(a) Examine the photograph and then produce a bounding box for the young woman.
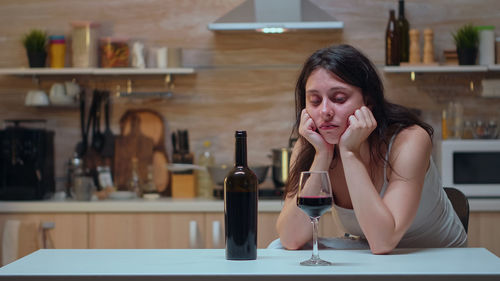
[276,44,467,254]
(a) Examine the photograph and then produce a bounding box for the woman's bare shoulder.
[389,125,432,165]
[395,125,432,147]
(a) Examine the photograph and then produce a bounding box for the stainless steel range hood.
[208,0,343,33]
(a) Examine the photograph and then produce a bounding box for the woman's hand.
[339,106,377,154]
[298,109,333,154]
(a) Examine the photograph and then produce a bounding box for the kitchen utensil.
[75,90,86,157]
[114,114,154,191]
[119,109,170,194]
[271,138,296,188]
[167,163,205,172]
[64,81,80,98]
[108,191,135,200]
[101,91,115,158]
[172,132,181,162]
[49,83,70,105]
[72,176,95,201]
[25,90,49,106]
[91,90,104,152]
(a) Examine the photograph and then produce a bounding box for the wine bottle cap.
[235,130,247,137]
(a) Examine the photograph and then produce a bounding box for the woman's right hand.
[298,109,333,154]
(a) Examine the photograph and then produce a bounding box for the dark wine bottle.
[385,9,400,66]
[224,130,258,260]
[398,0,409,63]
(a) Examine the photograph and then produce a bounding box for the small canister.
[496,37,500,64]
[71,21,99,67]
[49,35,65,68]
[99,37,129,68]
[477,25,495,65]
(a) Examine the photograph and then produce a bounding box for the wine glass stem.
[311,217,320,261]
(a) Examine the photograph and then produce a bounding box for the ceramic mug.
[49,83,74,105]
[64,81,80,98]
[25,90,49,106]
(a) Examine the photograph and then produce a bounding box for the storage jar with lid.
[99,37,129,68]
[477,25,495,65]
[71,21,99,67]
[49,35,65,68]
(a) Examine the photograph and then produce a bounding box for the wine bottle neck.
[398,0,405,18]
[235,136,247,167]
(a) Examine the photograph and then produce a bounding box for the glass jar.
[71,21,99,67]
[99,37,129,68]
[49,35,65,68]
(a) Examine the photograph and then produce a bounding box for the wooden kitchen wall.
[1,0,499,190]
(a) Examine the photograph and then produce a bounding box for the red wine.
[224,131,258,260]
[297,196,333,218]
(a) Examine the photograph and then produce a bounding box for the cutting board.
[117,109,170,194]
[113,114,154,191]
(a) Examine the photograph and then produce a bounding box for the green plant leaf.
[22,29,47,52]
[452,24,479,50]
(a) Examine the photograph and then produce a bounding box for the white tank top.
[333,135,468,248]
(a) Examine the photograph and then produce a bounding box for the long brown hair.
[285,44,433,198]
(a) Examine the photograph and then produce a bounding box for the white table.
[0,248,499,281]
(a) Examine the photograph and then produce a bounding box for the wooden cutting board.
[113,114,154,191]
[116,109,170,194]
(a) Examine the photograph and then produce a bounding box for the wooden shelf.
[0,67,195,76]
[383,65,488,73]
[488,65,500,71]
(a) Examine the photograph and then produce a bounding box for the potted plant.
[22,29,47,67]
[452,24,479,65]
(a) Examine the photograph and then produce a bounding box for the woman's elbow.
[279,234,306,250]
[368,240,398,255]
[370,245,394,255]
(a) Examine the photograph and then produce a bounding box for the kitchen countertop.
[0,197,499,213]
[0,198,284,213]
[0,248,499,281]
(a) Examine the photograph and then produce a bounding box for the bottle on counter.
[385,9,400,66]
[129,157,141,197]
[142,165,159,200]
[196,140,215,199]
[224,131,258,260]
[397,0,409,63]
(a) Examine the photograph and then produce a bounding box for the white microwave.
[436,140,500,198]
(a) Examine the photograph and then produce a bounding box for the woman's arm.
[276,110,334,249]
[340,124,431,254]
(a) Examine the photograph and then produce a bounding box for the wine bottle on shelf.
[397,0,409,63]
[385,9,400,66]
[224,131,258,260]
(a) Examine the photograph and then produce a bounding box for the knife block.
[171,173,196,198]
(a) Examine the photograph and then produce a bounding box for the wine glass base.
[300,258,333,266]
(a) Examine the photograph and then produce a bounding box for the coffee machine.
[0,120,55,200]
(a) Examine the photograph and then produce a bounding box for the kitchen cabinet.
[468,212,500,257]
[0,213,88,263]
[89,212,280,250]
[88,213,205,249]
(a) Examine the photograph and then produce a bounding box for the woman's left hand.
[339,106,377,153]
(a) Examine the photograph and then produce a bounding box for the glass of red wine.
[297,170,333,266]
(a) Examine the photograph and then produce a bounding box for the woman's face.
[305,67,365,144]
